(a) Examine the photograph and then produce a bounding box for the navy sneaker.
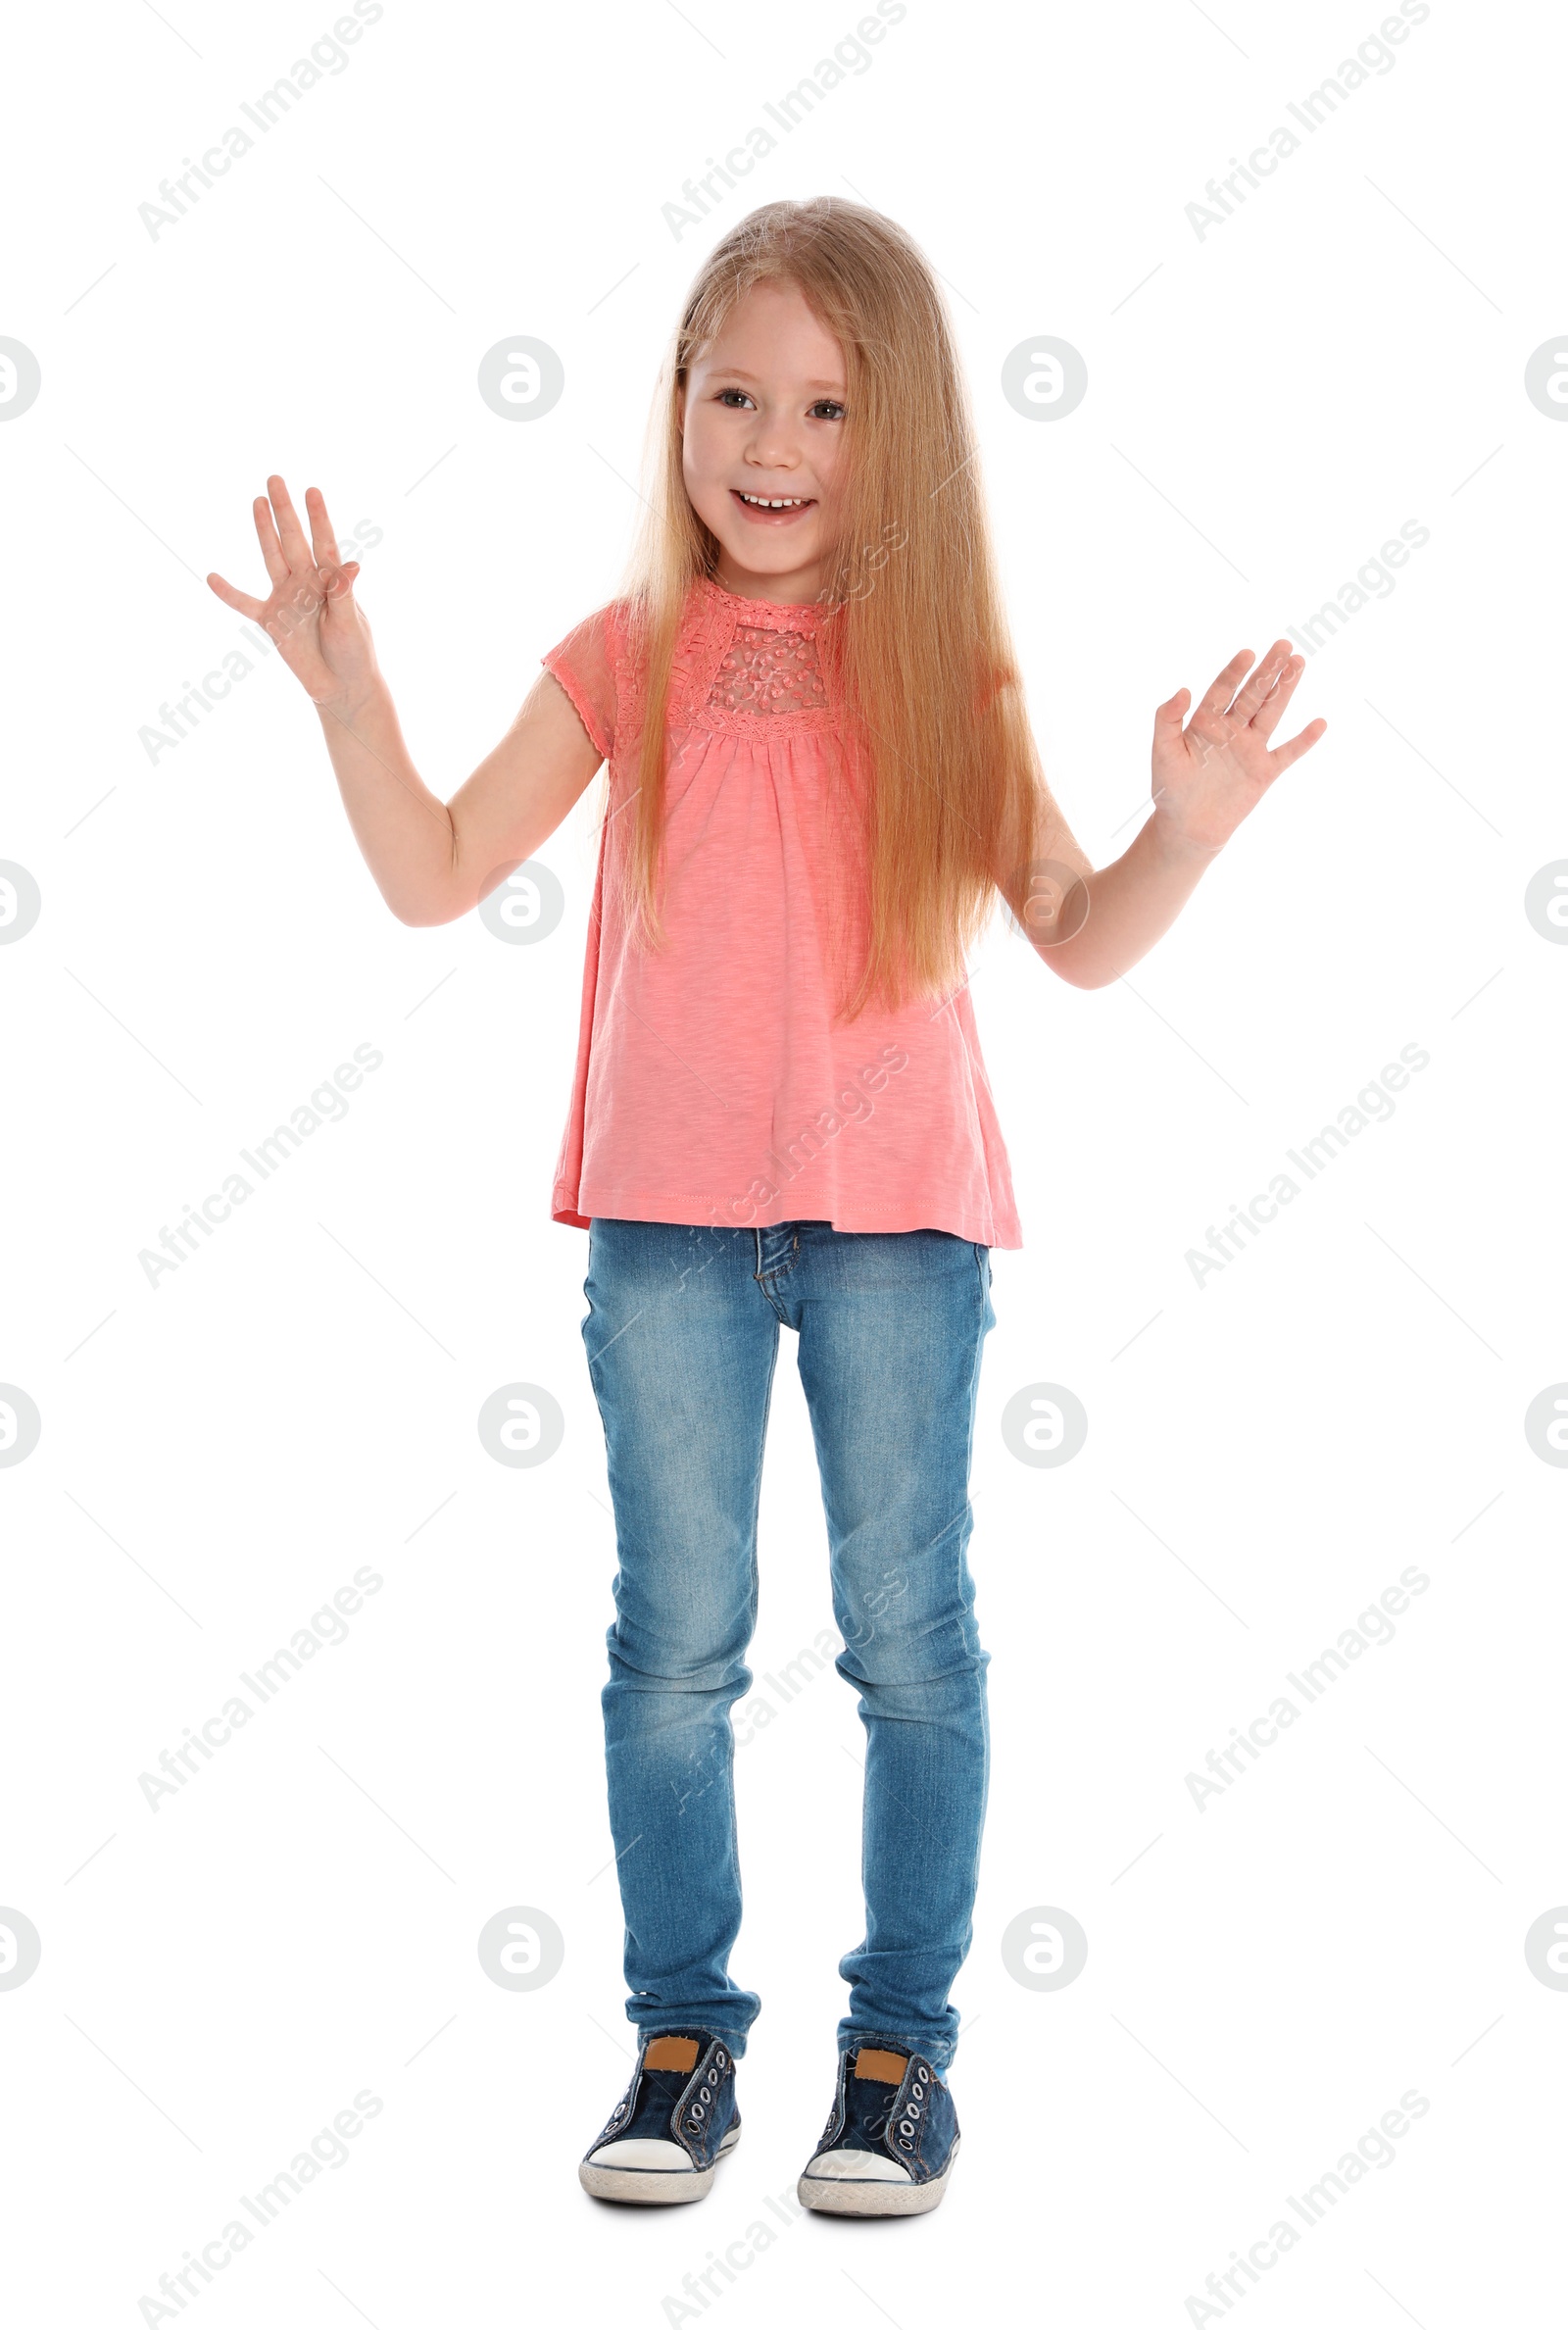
[797,2042,960,2216]
[578,2029,741,2204]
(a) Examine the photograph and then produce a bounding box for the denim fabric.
[580,1216,997,2074]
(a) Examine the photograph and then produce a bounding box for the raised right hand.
[208,474,378,713]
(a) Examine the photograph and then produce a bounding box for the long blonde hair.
[612,195,1048,1020]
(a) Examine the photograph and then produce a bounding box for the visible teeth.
[738,491,808,508]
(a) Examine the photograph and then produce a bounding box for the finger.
[267,472,314,570]
[1153,685,1191,732]
[1231,639,1294,722]
[207,570,267,622]
[251,494,289,588]
[1196,649,1254,719]
[1248,656,1304,743]
[323,560,360,602]
[1268,717,1328,775]
[305,484,342,569]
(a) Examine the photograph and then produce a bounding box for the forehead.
[690,280,846,384]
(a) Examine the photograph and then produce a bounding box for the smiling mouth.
[731,487,815,513]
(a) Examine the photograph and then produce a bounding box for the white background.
[3,0,1563,2322]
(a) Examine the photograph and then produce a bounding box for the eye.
[715,387,755,409]
[810,401,847,421]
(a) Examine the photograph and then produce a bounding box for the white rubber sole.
[798,2137,960,2216]
[579,2122,741,2205]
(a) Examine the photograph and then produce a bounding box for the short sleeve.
[541,603,619,764]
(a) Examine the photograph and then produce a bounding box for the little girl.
[208,196,1323,2220]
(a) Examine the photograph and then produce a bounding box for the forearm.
[1040,815,1218,988]
[314,676,457,926]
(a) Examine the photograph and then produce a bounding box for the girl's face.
[678,279,848,605]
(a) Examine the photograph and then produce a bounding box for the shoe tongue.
[853,2046,908,2088]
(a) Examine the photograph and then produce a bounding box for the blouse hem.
[553,1183,1021,1251]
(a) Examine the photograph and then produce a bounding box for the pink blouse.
[541,574,1023,1248]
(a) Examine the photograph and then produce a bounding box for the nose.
[741,414,807,472]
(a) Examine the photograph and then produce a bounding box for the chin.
[717,523,821,565]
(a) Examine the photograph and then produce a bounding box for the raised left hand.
[1151,641,1326,858]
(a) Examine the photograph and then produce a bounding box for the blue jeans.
[580,1217,997,2075]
